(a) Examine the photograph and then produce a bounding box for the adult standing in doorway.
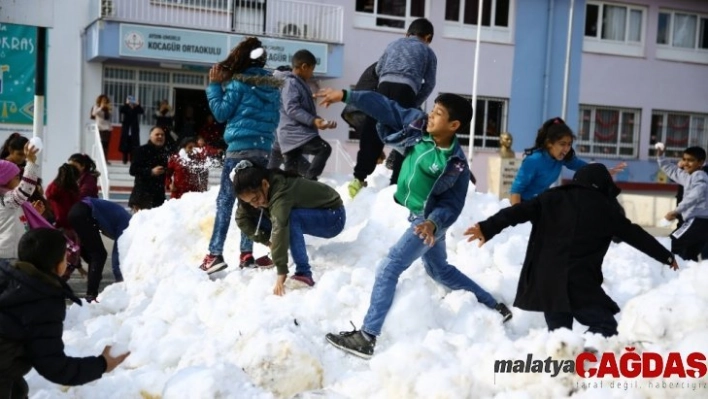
[348,18,438,198]
[91,94,113,163]
[119,95,144,164]
[198,36,281,274]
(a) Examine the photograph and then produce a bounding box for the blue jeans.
[208,155,267,255]
[362,215,498,336]
[289,206,346,276]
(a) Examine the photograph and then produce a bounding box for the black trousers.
[68,202,107,297]
[544,306,618,337]
[671,217,708,261]
[0,377,28,399]
[352,82,415,185]
[283,136,331,180]
[99,130,111,160]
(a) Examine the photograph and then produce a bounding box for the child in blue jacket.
[510,117,625,204]
[200,37,281,274]
[317,88,511,359]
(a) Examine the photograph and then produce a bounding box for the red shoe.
[239,252,255,269]
[200,254,227,274]
[291,274,315,287]
[255,255,274,269]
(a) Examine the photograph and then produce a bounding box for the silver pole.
[561,0,575,120]
[468,0,484,164]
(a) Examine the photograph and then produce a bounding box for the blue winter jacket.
[510,149,587,201]
[83,198,131,275]
[206,67,281,153]
[345,90,470,231]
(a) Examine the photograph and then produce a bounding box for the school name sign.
[118,24,328,73]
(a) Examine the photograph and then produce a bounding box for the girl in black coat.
[129,127,169,211]
[464,163,679,337]
[0,229,128,398]
[119,97,145,164]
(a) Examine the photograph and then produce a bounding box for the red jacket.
[78,171,99,198]
[45,183,80,229]
[166,152,209,199]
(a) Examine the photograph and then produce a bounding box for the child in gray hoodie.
[277,50,336,181]
[657,145,708,261]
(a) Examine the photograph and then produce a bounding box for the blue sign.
[119,24,229,64]
[118,23,329,74]
[0,23,38,124]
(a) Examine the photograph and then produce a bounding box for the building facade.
[0,0,706,191]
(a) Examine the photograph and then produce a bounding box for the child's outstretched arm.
[464,198,541,245]
[613,215,678,270]
[316,89,424,132]
[1,143,38,209]
[656,149,689,185]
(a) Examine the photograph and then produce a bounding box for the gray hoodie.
[274,71,319,154]
[658,156,708,221]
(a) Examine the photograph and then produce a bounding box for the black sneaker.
[326,323,376,359]
[200,254,228,274]
[495,303,512,323]
[239,252,256,269]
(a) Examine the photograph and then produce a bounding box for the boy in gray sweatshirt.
[277,50,336,181]
[657,145,708,261]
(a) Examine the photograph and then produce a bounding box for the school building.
[1,0,706,219]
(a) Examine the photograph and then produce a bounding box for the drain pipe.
[561,0,575,120]
[541,0,555,121]
[468,0,484,164]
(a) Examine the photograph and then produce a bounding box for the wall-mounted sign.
[118,24,329,74]
[0,23,39,125]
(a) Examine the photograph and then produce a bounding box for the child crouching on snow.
[0,228,129,398]
[464,163,679,337]
[656,146,708,261]
[233,160,345,295]
[0,143,39,262]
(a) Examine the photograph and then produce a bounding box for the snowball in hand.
[657,218,672,228]
[28,137,43,153]
[654,142,665,151]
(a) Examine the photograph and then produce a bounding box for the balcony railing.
[94,0,343,43]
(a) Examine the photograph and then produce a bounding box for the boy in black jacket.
[0,229,129,398]
[464,164,679,337]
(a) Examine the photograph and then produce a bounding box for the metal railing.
[95,0,343,43]
[88,124,112,200]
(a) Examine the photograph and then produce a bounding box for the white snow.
[26,166,708,398]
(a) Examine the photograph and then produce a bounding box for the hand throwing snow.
[463,223,486,247]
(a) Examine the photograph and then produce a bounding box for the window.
[355,0,426,30]
[102,66,206,125]
[649,111,708,158]
[583,2,645,57]
[444,0,509,28]
[656,10,708,64]
[442,0,512,43]
[577,106,640,158]
[450,95,507,149]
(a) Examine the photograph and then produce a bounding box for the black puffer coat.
[0,261,106,385]
[129,141,169,209]
[478,164,675,313]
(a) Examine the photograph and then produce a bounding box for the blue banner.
[118,23,328,74]
[0,23,37,125]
